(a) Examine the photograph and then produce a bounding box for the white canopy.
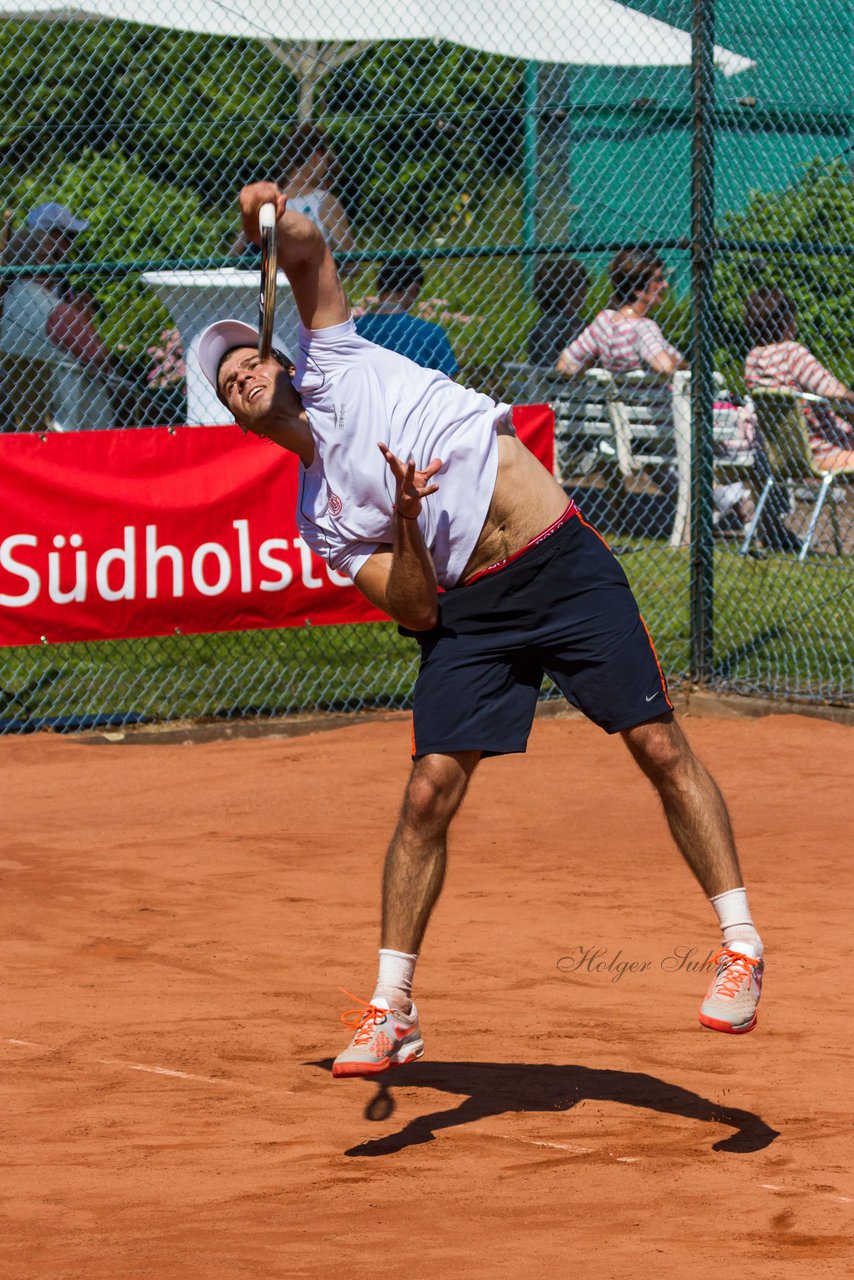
[0,1,754,75]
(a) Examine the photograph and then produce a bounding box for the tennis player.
[198,182,766,1076]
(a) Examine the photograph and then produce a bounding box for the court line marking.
[471,1140,852,1200]
[472,1127,654,1162]
[97,1059,233,1085]
[760,1182,852,1205]
[472,1128,593,1155]
[6,1042,854,1198]
[1,1037,294,1094]
[476,1131,650,1163]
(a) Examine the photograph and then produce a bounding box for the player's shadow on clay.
[312,1060,779,1158]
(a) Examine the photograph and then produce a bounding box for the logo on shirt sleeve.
[327,493,343,518]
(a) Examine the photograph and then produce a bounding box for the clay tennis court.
[1,707,851,1278]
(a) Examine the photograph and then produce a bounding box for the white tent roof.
[0,1,754,75]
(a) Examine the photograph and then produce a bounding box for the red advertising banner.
[0,405,553,647]
[516,402,554,476]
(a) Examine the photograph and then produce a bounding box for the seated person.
[743,286,854,471]
[556,247,756,533]
[0,202,114,430]
[556,246,685,376]
[355,255,458,377]
[527,257,588,366]
[230,123,356,271]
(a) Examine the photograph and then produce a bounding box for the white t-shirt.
[0,279,114,430]
[293,319,508,587]
[286,190,329,239]
[0,279,60,362]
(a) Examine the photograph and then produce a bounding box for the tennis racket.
[258,202,278,360]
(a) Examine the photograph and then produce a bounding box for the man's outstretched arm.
[238,181,349,332]
[354,449,442,632]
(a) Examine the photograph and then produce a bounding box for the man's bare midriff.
[460,427,572,583]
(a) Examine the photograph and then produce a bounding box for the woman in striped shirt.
[554,246,756,531]
[556,246,685,376]
[743,286,854,471]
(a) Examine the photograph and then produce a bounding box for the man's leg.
[621,714,764,1033]
[381,750,481,956]
[333,750,480,1077]
[621,714,743,897]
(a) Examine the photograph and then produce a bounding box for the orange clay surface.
[1,711,852,1279]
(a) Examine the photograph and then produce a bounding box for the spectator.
[527,257,588,366]
[556,246,685,376]
[355,255,458,377]
[556,247,756,535]
[0,202,114,430]
[743,286,854,470]
[230,123,356,269]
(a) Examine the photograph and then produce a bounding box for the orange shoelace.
[338,989,389,1043]
[711,948,759,999]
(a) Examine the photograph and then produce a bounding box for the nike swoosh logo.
[645,692,660,702]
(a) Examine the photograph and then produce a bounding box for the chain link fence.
[0,0,851,730]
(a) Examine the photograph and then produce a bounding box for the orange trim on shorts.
[639,613,673,710]
[411,717,417,759]
[574,510,614,553]
[576,512,672,712]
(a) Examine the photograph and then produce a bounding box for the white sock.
[372,948,418,1012]
[710,887,763,957]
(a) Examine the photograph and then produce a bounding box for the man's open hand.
[378,444,442,520]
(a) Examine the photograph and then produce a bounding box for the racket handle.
[258,205,278,360]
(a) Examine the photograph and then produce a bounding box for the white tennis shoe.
[699,944,764,1034]
[332,993,424,1078]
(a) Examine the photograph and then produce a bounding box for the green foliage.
[0,20,529,382]
[2,16,850,394]
[326,41,524,245]
[714,160,854,391]
[0,19,525,238]
[0,18,298,206]
[3,146,233,358]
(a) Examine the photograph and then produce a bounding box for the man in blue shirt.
[356,255,458,377]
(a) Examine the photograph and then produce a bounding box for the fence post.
[690,0,717,685]
[522,60,539,297]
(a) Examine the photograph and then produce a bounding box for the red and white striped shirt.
[744,341,853,450]
[561,309,681,372]
[744,341,843,399]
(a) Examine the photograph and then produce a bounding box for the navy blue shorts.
[408,511,672,758]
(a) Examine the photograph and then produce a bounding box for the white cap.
[197,319,260,391]
[25,202,89,234]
